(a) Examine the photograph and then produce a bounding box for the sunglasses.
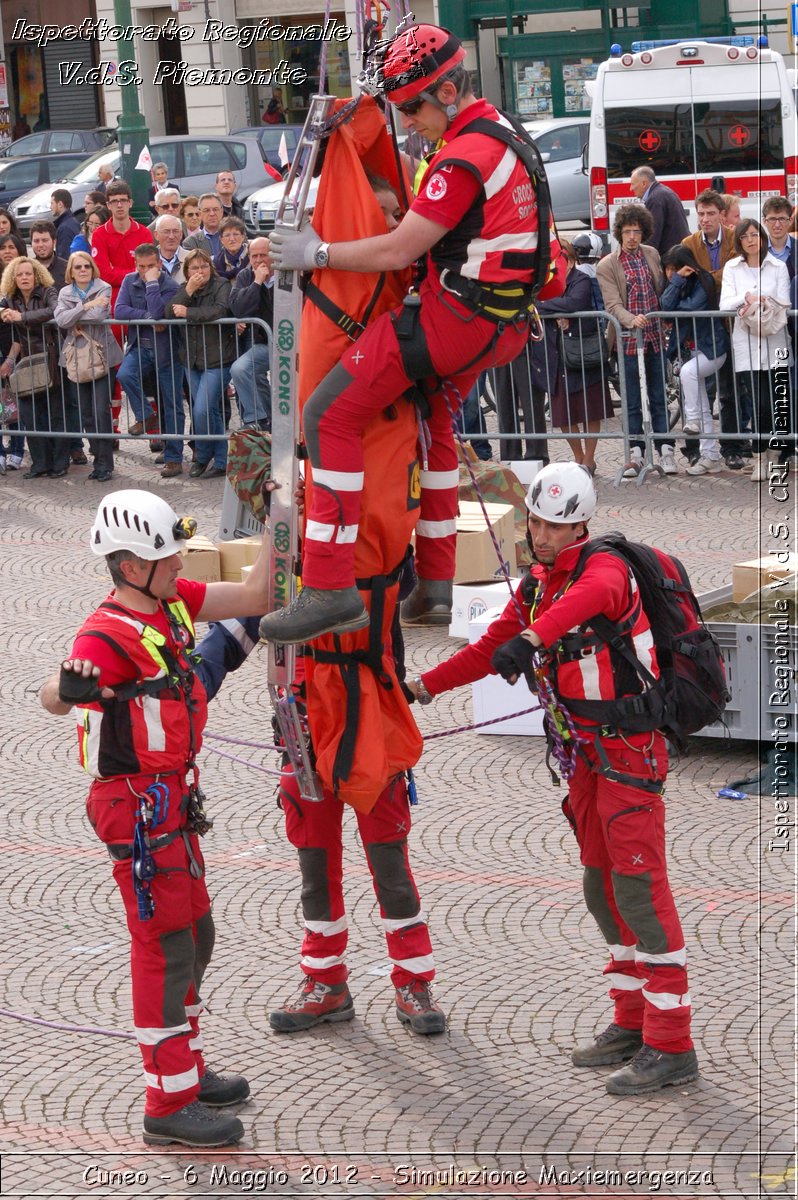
[73,262,92,268]
[393,94,428,116]
[160,203,181,209]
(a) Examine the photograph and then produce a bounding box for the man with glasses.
[147,188,186,236]
[183,195,224,258]
[154,214,188,283]
[261,22,562,643]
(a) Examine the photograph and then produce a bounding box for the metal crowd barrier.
[2,309,794,487]
[0,316,271,447]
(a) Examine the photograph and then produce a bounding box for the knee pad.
[582,865,622,944]
[366,841,419,919]
[611,870,668,955]
[160,925,196,1027]
[297,847,332,922]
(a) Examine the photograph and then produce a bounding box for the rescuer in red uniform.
[409,463,698,1096]
[40,490,272,1148]
[260,23,563,646]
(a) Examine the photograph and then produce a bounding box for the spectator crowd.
[0,160,795,484]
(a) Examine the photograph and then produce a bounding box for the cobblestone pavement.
[0,434,794,1199]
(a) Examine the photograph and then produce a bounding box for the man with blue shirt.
[115,245,184,478]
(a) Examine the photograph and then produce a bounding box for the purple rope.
[0,1008,135,1041]
[423,705,543,738]
[204,731,278,752]
[204,743,283,778]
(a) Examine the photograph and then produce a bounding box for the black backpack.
[560,533,730,752]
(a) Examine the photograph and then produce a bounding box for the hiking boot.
[605,1043,699,1095]
[161,461,182,478]
[621,448,643,479]
[128,417,158,436]
[70,448,88,465]
[258,586,369,645]
[198,1067,250,1107]
[686,456,723,476]
[269,976,355,1032]
[400,579,453,626]
[142,1100,244,1147]
[571,1022,643,1068]
[395,980,446,1035]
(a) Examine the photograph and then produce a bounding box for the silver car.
[522,117,590,224]
[10,134,273,231]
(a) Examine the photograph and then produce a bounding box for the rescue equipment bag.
[562,532,730,750]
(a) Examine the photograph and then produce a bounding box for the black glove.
[491,634,539,693]
[58,664,105,706]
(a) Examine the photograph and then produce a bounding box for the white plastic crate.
[697,585,797,742]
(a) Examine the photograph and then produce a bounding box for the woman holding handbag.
[720,219,792,481]
[0,257,60,479]
[166,249,235,479]
[54,253,123,482]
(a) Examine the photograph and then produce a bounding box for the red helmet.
[381,24,465,105]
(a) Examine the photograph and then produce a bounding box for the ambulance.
[585,36,798,237]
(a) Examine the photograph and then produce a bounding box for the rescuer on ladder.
[259,22,564,646]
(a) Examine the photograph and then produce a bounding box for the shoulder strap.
[304,274,387,344]
[460,115,553,298]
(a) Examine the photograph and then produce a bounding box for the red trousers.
[87,775,214,1117]
[280,767,434,987]
[301,278,530,589]
[566,732,693,1054]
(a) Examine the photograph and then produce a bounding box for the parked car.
[10,134,273,231]
[1,128,115,159]
[0,151,91,209]
[230,124,304,173]
[522,116,590,224]
[243,173,321,237]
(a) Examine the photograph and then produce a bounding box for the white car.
[522,116,590,224]
[244,173,320,237]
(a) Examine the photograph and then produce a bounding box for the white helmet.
[572,231,604,262]
[90,490,194,560]
[525,463,597,523]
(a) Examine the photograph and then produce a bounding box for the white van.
[585,36,798,236]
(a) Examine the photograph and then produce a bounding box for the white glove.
[269,226,323,271]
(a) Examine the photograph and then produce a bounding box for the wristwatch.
[313,241,331,269]
[412,675,433,705]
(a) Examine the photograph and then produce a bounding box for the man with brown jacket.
[681,189,745,470]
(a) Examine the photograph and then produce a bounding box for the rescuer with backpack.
[260,21,564,645]
[408,462,713,1095]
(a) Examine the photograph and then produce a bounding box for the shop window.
[562,60,597,113]
[514,61,552,118]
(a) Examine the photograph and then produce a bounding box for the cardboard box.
[502,459,545,487]
[180,535,221,584]
[455,501,515,584]
[732,555,798,602]
[216,534,263,582]
[449,579,519,639]
[469,607,545,736]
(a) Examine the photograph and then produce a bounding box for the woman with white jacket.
[54,253,123,481]
[719,219,791,481]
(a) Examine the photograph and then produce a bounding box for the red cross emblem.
[728,125,750,147]
[548,483,562,498]
[426,174,448,201]
[638,129,661,152]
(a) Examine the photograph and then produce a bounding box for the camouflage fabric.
[457,460,531,570]
[226,428,273,524]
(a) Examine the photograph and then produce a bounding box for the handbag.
[8,353,51,397]
[736,295,789,338]
[561,327,609,369]
[64,331,108,384]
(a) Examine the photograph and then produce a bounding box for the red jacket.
[92,218,154,305]
[423,537,658,718]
